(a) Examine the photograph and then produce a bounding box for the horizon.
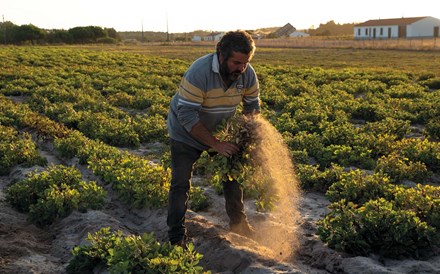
[3,0,440,33]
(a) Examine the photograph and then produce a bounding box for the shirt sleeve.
[176,71,205,132]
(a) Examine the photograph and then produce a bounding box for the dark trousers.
[167,139,247,244]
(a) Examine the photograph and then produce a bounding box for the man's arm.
[190,121,239,157]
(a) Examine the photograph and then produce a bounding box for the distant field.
[74,43,440,76]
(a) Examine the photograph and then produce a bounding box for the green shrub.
[189,186,210,212]
[296,163,343,192]
[67,227,209,274]
[318,198,438,258]
[0,125,47,175]
[424,117,440,140]
[78,112,140,147]
[55,131,171,209]
[326,169,395,204]
[397,138,440,172]
[6,164,106,226]
[375,153,431,183]
[393,184,440,229]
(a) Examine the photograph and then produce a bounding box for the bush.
[326,169,395,204]
[6,164,106,226]
[96,37,118,44]
[67,227,208,274]
[374,153,431,183]
[189,186,210,212]
[393,184,440,229]
[424,117,440,140]
[0,125,47,175]
[318,198,438,258]
[295,163,343,192]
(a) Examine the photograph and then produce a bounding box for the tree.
[46,29,73,44]
[14,24,46,44]
[307,20,356,36]
[0,21,17,44]
[105,27,120,40]
[69,26,106,43]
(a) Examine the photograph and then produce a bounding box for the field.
[1,44,440,273]
[78,43,440,73]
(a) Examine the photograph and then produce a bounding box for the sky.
[2,0,440,33]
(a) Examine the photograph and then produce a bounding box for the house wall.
[213,34,224,41]
[407,17,440,38]
[354,17,440,40]
[354,26,399,39]
[289,31,310,38]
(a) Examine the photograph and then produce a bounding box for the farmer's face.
[220,51,251,82]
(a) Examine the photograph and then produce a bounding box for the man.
[166,30,260,246]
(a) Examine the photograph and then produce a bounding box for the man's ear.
[218,53,225,64]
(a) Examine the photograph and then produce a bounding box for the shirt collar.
[212,53,220,74]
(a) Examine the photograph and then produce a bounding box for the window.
[365,28,368,35]
[380,28,383,35]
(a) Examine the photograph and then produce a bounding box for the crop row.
[1,46,439,259]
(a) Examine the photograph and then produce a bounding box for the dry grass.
[256,37,440,51]
[74,39,440,76]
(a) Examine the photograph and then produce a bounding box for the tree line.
[0,20,356,45]
[0,21,120,45]
[306,20,356,36]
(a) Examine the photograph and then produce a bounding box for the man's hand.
[212,141,239,157]
[189,121,239,157]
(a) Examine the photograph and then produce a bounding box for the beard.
[220,61,242,82]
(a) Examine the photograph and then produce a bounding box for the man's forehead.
[230,51,251,62]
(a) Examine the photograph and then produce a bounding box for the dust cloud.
[248,115,302,261]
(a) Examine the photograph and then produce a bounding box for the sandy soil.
[1,140,439,274]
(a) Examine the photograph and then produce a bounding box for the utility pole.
[141,18,144,43]
[2,14,6,44]
[166,12,170,42]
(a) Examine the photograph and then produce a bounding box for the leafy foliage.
[200,115,278,212]
[320,170,440,258]
[67,227,209,274]
[1,46,440,259]
[0,124,47,175]
[6,165,106,226]
[318,198,438,258]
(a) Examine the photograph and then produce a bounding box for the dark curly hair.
[216,30,255,61]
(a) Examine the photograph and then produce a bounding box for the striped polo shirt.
[167,53,260,151]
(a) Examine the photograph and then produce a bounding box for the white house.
[354,16,440,39]
[289,31,310,38]
[192,35,202,42]
[204,32,224,41]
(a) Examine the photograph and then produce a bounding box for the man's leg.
[167,139,202,244]
[223,180,251,231]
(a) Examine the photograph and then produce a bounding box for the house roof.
[355,16,428,27]
[273,23,296,37]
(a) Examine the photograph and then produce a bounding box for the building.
[191,32,224,42]
[354,16,440,39]
[203,32,224,41]
[289,31,310,38]
[191,35,202,42]
[272,23,296,37]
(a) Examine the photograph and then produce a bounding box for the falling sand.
[247,116,302,261]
